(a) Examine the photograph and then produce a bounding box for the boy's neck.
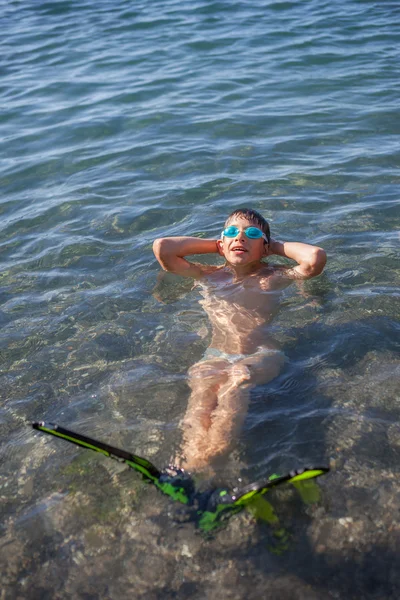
[224,260,265,279]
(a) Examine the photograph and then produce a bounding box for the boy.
[153,208,326,473]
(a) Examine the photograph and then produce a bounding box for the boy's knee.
[188,360,228,380]
[230,363,251,385]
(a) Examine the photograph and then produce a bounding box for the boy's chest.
[199,274,282,315]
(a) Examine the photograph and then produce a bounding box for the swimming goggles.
[221,225,268,242]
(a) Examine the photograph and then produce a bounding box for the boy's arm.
[269,239,326,279]
[153,237,219,278]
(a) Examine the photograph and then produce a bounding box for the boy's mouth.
[231,246,247,253]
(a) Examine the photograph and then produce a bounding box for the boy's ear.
[262,241,270,257]
[216,239,224,256]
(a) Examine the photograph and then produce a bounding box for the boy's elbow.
[310,247,327,277]
[153,237,167,263]
[153,238,173,271]
[299,247,326,279]
[152,237,163,259]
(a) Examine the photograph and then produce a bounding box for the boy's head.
[223,208,270,244]
[217,208,271,266]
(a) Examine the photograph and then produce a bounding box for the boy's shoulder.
[191,263,222,278]
[199,262,296,281]
[257,263,301,290]
[200,263,293,289]
[261,263,314,282]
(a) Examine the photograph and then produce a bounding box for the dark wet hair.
[225,208,270,244]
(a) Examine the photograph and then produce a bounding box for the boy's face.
[216,217,268,266]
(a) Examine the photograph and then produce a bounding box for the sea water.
[1,1,399,598]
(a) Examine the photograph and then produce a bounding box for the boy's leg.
[178,349,284,471]
[239,348,285,386]
[179,358,230,471]
[206,366,252,460]
[206,350,285,461]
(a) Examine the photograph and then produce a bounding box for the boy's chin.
[225,254,260,266]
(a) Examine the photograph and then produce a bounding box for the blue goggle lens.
[222,226,264,239]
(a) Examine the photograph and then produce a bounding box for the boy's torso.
[196,264,291,355]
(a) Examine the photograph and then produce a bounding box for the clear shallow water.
[1,0,399,598]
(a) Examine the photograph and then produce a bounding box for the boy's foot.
[157,465,196,504]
